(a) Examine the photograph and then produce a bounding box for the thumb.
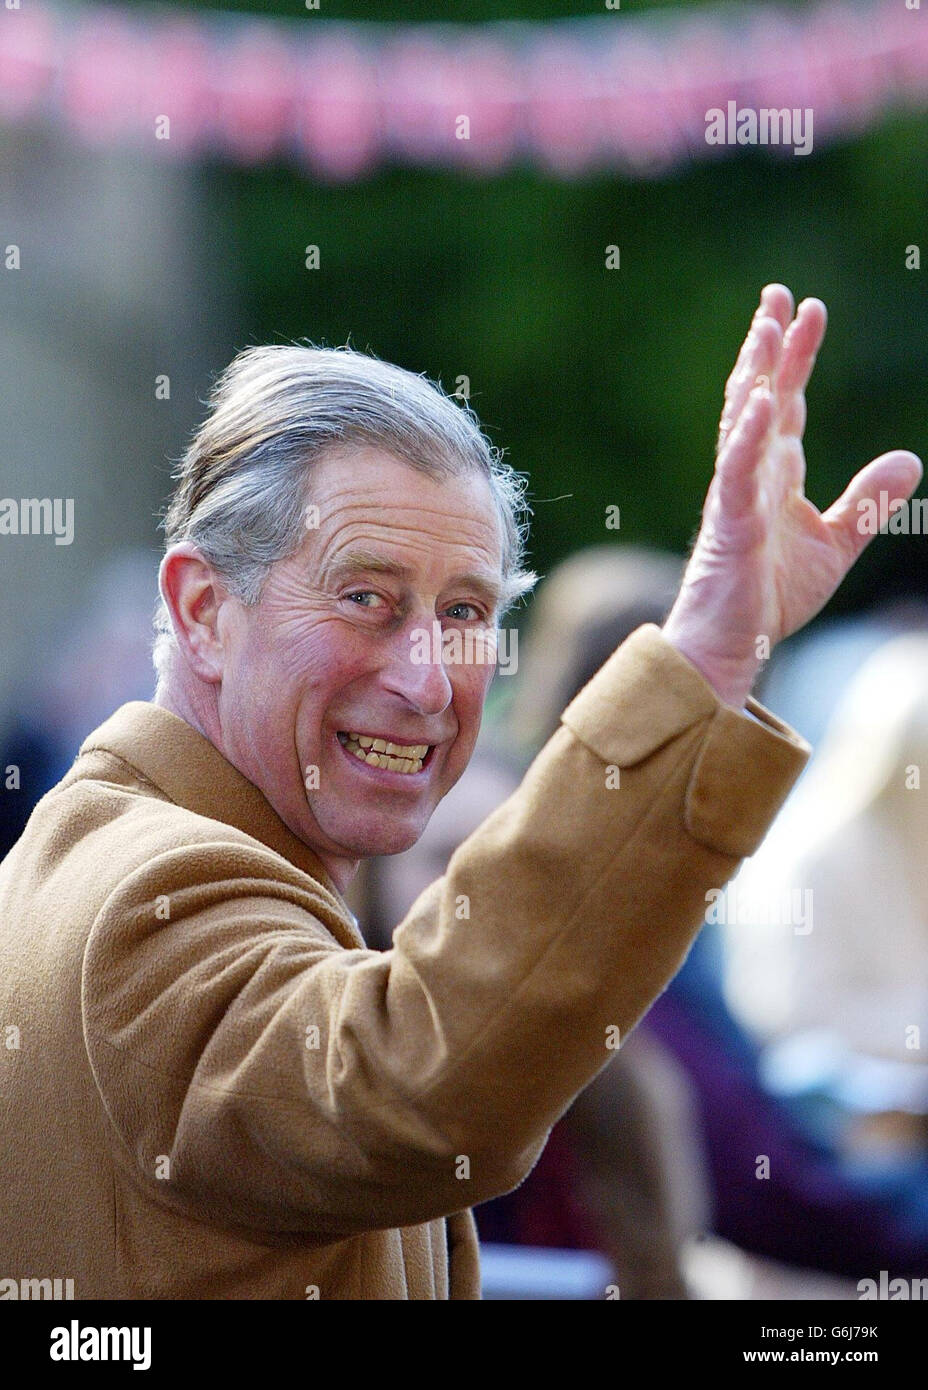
[822,450,923,563]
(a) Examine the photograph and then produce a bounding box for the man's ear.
[159,543,235,683]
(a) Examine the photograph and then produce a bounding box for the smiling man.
[0,286,921,1300]
[156,444,513,878]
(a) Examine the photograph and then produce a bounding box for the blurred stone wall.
[0,125,233,717]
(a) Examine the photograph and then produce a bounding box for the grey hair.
[152,342,536,685]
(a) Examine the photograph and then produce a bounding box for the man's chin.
[315,815,428,861]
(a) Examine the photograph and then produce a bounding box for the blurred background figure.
[492,545,683,759]
[726,628,928,1243]
[569,591,928,1285]
[0,551,158,860]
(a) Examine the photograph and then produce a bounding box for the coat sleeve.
[82,624,810,1238]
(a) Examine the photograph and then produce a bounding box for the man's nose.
[380,620,454,715]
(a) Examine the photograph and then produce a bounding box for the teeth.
[340,731,427,774]
[385,740,426,758]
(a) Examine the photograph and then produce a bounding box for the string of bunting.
[0,1,925,178]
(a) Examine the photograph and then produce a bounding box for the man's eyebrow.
[322,548,503,608]
[322,549,412,585]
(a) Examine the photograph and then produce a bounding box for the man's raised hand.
[662,284,922,708]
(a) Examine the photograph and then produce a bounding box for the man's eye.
[445,603,482,621]
[346,591,384,608]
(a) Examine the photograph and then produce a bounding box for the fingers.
[718,284,792,451]
[822,450,923,563]
[777,298,826,395]
[718,315,782,451]
[756,282,794,331]
[715,383,775,517]
[718,287,825,456]
[776,298,827,436]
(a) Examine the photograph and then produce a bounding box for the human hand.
[662,284,922,707]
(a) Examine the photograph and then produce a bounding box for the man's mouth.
[336,731,432,775]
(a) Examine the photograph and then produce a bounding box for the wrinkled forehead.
[302,447,506,596]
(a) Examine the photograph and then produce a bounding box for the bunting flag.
[0,1,925,179]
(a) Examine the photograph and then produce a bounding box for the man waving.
[0,286,919,1299]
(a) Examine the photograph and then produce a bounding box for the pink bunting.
[0,0,924,179]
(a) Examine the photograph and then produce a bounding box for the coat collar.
[78,701,352,916]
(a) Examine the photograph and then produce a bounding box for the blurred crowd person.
[726,625,928,1250]
[0,552,157,861]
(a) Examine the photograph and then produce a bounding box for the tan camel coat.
[0,625,808,1299]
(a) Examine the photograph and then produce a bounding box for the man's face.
[213,447,505,881]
